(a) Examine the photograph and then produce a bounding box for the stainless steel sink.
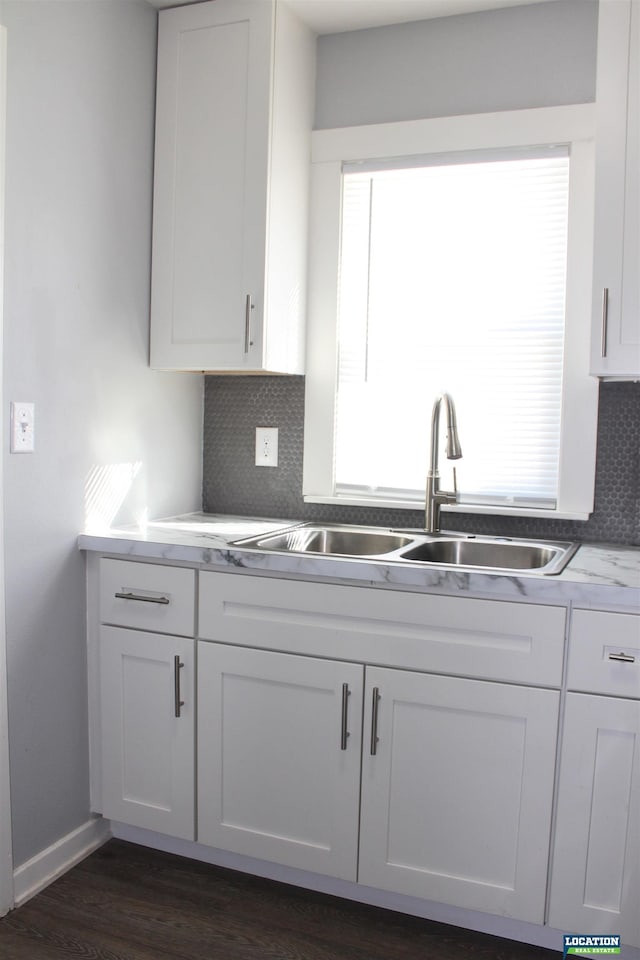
[398,535,579,574]
[232,523,579,575]
[232,525,414,558]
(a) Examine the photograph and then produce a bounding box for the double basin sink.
[233,523,579,576]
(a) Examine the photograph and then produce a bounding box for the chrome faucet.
[425,393,463,533]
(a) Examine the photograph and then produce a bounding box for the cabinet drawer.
[99,559,195,636]
[199,572,566,686]
[568,610,640,698]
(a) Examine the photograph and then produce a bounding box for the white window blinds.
[335,149,570,509]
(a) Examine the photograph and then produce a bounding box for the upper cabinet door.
[150,0,314,373]
[591,0,640,378]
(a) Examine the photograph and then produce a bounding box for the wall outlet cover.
[255,427,278,467]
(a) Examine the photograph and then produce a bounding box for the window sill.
[303,495,591,523]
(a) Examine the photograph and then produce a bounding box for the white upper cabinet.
[591,0,640,378]
[150,0,315,372]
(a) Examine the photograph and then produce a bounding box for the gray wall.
[0,0,202,867]
[315,0,597,128]
[203,0,640,547]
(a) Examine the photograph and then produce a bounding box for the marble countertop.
[78,513,640,611]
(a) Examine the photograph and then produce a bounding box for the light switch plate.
[255,427,278,467]
[10,402,35,453]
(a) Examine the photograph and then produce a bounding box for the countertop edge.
[78,515,640,611]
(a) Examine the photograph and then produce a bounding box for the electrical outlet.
[10,402,35,453]
[255,427,278,467]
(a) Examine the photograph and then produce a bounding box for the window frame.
[303,104,599,520]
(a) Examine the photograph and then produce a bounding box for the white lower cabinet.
[195,640,559,920]
[547,609,640,949]
[99,626,195,840]
[359,668,559,922]
[197,642,363,879]
[87,554,640,952]
[191,571,565,917]
[549,697,640,946]
[95,561,640,939]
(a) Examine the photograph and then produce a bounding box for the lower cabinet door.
[99,626,195,840]
[548,693,640,948]
[358,667,559,922]
[197,642,363,880]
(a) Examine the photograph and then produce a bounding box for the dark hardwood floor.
[0,839,561,960]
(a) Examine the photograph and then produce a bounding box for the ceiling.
[148,0,560,35]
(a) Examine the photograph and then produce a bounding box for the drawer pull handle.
[608,652,636,664]
[370,687,381,756]
[174,655,185,717]
[340,683,351,751]
[114,591,170,605]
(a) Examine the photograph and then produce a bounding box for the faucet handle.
[452,466,458,498]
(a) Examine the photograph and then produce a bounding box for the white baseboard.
[13,817,111,908]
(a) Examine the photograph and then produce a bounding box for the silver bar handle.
[115,591,170,605]
[601,287,609,358]
[174,655,184,717]
[244,294,254,353]
[370,687,381,756]
[340,682,351,750]
[608,652,636,663]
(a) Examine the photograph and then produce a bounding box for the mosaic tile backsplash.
[203,378,640,546]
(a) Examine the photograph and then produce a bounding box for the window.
[304,106,599,520]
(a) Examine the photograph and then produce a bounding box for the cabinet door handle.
[114,591,170,605]
[174,655,185,717]
[600,287,609,358]
[608,651,636,663]
[370,687,381,756]
[244,294,254,353]
[340,682,351,750]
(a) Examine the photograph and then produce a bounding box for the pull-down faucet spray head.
[425,392,463,533]
[443,397,463,461]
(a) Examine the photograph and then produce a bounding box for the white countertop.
[78,513,640,611]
